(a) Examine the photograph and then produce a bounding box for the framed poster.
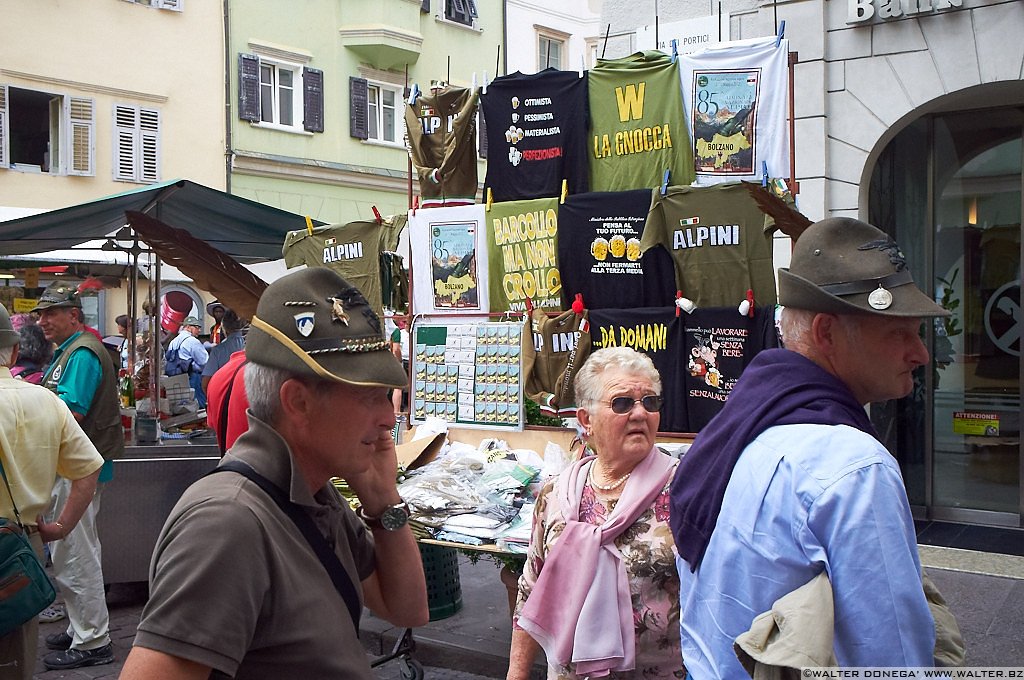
[410,322,524,430]
[690,68,760,176]
[429,221,482,310]
[409,203,489,315]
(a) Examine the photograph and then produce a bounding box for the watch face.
[380,505,410,531]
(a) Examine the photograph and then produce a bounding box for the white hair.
[574,346,661,410]
[244,361,338,424]
[0,345,13,367]
[244,362,289,424]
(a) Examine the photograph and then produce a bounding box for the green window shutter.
[239,53,260,123]
[303,67,324,133]
[350,76,369,140]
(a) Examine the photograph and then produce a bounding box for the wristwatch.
[357,502,411,531]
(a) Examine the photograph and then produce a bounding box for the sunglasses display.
[607,395,663,414]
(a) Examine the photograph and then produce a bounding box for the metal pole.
[787,51,799,197]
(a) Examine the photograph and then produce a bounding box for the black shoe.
[43,643,115,670]
[44,631,72,650]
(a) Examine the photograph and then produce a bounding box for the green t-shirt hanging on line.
[588,50,695,192]
[282,215,406,318]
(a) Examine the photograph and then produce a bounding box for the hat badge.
[868,285,894,310]
[294,312,315,337]
[328,297,350,327]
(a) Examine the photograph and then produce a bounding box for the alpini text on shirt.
[673,224,740,249]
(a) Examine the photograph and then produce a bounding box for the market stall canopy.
[0,178,325,263]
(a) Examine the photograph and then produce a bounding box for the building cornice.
[247,39,313,64]
[0,70,167,103]
[231,150,410,193]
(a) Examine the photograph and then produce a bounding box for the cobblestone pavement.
[30,549,1024,677]
[32,581,504,680]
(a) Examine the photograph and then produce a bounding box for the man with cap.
[201,309,246,395]
[0,303,105,680]
[121,268,428,679]
[670,218,949,677]
[32,283,124,670]
[166,316,209,408]
[206,300,227,346]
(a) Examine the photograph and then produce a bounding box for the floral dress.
[514,471,684,680]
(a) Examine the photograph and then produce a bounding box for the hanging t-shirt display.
[408,204,489,315]
[557,189,676,310]
[680,36,790,184]
[522,308,591,417]
[682,306,778,431]
[588,51,695,193]
[405,85,480,207]
[481,69,590,202]
[485,197,562,313]
[282,215,406,317]
[589,307,688,433]
[640,182,777,308]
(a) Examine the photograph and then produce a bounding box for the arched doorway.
[869,105,1022,527]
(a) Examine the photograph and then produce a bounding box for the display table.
[96,438,221,584]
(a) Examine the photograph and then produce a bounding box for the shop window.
[538,35,564,71]
[350,78,404,145]
[0,85,95,176]
[238,54,324,133]
[113,105,161,184]
[870,106,1023,519]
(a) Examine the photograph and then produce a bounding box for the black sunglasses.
[606,395,663,414]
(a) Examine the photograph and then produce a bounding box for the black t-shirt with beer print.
[557,190,676,310]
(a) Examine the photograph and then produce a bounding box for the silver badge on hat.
[294,312,315,337]
[868,285,893,310]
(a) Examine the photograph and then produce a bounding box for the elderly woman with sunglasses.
[507,347,684,680]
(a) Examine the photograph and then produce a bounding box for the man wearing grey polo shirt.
[121,268,428,679]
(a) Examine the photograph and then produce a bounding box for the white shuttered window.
[68,97,95,176]
[114,104,160,183]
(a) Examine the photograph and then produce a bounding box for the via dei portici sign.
[847,0,962,24]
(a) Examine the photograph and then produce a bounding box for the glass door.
[931,109,1022,519]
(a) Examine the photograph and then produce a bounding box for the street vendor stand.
[97,437,221,584]
[0,178,323,583]
[400,424,695,619]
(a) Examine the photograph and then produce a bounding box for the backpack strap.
[207,461,362,630]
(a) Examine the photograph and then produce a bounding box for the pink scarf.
[517,447,677,677]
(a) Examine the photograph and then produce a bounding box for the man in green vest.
[33,282,123,670]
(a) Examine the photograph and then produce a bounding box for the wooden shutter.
[466,0,478,17]
[156,0,183,10]
[238,53,260,123]
[68,97,95,176]
[114,105,138,181]
[349,76,369,140]
[0,86,8,169]
[139,107,160,182]
[478,106,487,159]
[303,67,324,133]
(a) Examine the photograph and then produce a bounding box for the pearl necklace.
[588,465,630,492]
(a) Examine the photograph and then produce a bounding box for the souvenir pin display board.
[411,322,524,430]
